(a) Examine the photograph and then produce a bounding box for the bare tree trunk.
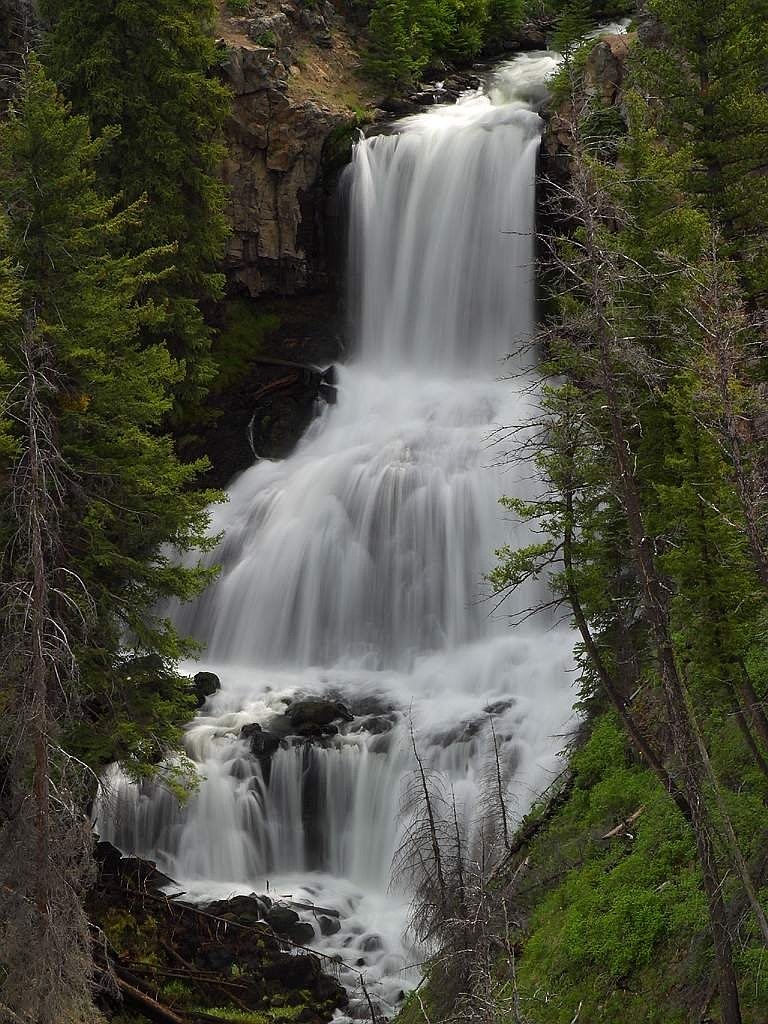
[0,318,98,1023]
[488,717,511,851]
[410,724,447,905]
[27,329,51,935]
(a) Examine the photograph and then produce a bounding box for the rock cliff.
[216,0,374,297]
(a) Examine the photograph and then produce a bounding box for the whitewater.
[97,50,579,1019]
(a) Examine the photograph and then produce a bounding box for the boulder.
[241,722,283,759]
[287,698,354,733]
[318,914,342,937]
[265,905,317,945]
[247,12,292,48]
[193,671,221,707]
[358,714,394,735]
[205,894,272,928]
[361,934,382,952]
[94,841,177,891]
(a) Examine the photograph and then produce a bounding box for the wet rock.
[193,671,221,707]
[263,904,317,945]
[319,914,342,937]
[358,714,394,735]
[265,905,301,932]
[242,722,283,760]
[379,96,421,116]
[410,90,439,105]
[94,842,176,891]
[206,893,271,925]
[361,934,382,952]
[483,699,514,716]
[89,854,348,1019]
[292,922,317,944]
[262,953,329,989]
[346,694,394,716]
[287,698,354,732]
[296,721,339,738]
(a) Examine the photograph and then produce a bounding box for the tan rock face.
[219,11,361,297]
[539,31,634,184]
[583,33,631,106]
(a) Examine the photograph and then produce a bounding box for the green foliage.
[365,0,506,89]
[211,301,280,395]
[39,0,231,413]
[0,58,221,778]
[552,0,592,55]
[196,1007,307,1022]
[483,0,523,49]
[632,0,768,294]
[490,16,768,1021]
[510,715,768,1022]
[228,0,251,10]
[253,31,278,48]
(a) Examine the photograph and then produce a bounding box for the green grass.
[195,1007,307,1022]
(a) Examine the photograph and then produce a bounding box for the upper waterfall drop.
[347,54,560,373]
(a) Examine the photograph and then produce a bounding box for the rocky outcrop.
[193,670,221,706]
[218,4,368,297]
[90,842,347,1022]
[539,31,634,187]
[583,32,632,106]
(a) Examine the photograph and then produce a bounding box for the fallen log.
[114,974,188,1024]
[601,806,644,840]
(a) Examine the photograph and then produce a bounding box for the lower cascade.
[97,51,576,1019]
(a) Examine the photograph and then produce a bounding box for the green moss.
[102,909,162,966]
[492,712,768,1023]
[212,300,280,394]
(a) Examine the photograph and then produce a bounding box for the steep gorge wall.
[216,1,373,298]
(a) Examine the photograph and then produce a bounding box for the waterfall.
[97,51,576,1018]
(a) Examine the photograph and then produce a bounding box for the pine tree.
[492,74,768,1017]
[0,57,220,788]
[366,0,421,89]
[633,0,768,295]
[552,0,592,55]
[39,0,231,412]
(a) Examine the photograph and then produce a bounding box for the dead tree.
[0,317,99,1023]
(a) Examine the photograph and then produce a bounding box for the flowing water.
[97,51,579,1019]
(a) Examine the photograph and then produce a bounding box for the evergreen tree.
[552,0,592,55]
[0,58,220,785]
[633,0,768,294]
[39,0,231,412]
[365,0,423,89]
[494,74,768,1018]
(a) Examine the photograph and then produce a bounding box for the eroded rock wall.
[217,2,370,297]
